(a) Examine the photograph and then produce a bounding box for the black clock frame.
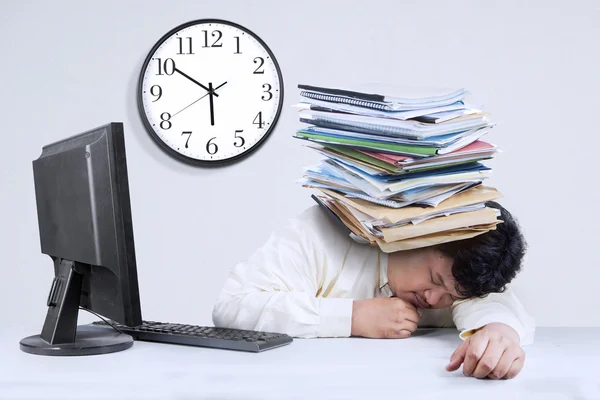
[137,18,284,167]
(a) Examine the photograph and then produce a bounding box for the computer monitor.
[20,122,143,356]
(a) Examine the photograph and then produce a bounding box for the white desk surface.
[1,327,598,400]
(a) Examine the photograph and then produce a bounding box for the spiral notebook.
[298,84,469,111]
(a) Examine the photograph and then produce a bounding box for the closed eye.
[432,268,460,301]
[429,269,440,286]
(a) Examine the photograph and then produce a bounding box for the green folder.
[319,144,401,173]
[319,143,491,174]
[295,131,438,156]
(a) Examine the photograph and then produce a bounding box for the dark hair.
[435,201,527,299]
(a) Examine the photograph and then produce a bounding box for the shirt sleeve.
[211,207,354,338]
[451,286,536,345]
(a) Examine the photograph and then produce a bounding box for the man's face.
[387,248,466,309]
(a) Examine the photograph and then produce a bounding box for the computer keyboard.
[91,320,293,352]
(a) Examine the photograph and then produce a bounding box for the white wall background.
[1,0,599,333]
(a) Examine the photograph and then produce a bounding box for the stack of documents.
[293,83,504,252]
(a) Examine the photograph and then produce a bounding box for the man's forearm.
[212,292,353,338]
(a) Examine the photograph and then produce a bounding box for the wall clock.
[137,19,284,165]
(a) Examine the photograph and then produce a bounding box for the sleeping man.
[212,201,534,380]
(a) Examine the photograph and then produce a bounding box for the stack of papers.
[293,83,504,252]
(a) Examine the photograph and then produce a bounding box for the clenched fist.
[351,297,420,339]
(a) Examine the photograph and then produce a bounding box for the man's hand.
[351,298,420,339]
[446,322,526,379]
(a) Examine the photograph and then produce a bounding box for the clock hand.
[173,67,219,97]
[207,82,227,126]
[213,81,227,91]
[172,92,210,118]
[208,82,215,126]
[171,81,228,119]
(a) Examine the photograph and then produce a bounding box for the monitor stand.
[20,258,134,356]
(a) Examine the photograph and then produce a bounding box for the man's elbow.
[212,293,253,331]
[212,297,234,328]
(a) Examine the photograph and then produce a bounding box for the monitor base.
[20,325,133,356]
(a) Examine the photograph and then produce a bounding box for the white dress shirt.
[212,205,535,345]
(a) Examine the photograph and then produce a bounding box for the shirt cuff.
[317,298,353,338]
[459,327,484,340]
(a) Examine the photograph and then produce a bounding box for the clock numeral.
[155,58,175,75]
[234,36,241,54]
[177,37,194,55]
[182,131,192,148]
[202,30,223,48]
[253,112,265,129]
[160,112,172,130]
[262,84,273,101]
[253,57,265,74]
[150,85,162,102]
[234,130,245,148]
[206,137,218,155]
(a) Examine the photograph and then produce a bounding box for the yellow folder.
[319,185,502,224]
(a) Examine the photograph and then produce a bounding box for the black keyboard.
[91,320,293,352]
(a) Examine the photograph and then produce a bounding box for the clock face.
[138,19,284,165]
